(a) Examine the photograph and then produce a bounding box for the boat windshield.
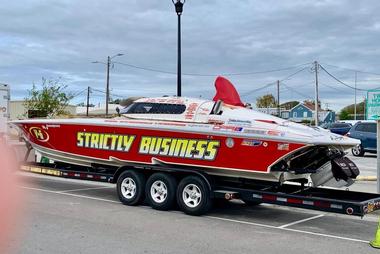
[120,102,186,114]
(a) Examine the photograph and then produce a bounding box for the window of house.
[293,112,297,117]
[303,112,308,118]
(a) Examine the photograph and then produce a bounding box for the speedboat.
[11,77,360,187]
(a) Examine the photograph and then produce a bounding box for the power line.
[113,61,312,77]
[282,82,313,100]
[240,66,310,98]
[319,64,368,91]
[71,88,87,99]
[91,88,125,98]
[319,82,349,93]
[322,63,380,76]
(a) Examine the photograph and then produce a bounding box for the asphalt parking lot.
[8,170,380,254]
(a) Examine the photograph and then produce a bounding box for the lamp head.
[172,0,185,15]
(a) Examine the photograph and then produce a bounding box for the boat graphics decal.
[29,127,49,142]
[139,136,220,161]
[77,132,135,152]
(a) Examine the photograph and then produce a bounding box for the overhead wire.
[240,66,310,98]
[113,61,313,77]
[318,64,368,91]
[281,82,314,100]
[322,63,380,76]
[71,88,87,99]
[91,88,125,98]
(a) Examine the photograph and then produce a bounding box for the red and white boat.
[11,77,360,187]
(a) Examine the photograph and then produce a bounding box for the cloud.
[1,0,380,111]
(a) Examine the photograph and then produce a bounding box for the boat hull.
[13,121,307,180]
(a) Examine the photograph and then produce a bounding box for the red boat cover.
[213,76,245,107]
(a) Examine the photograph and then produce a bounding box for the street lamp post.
[172,0,185,97]
[92,53,123,116]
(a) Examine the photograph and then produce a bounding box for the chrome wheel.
[150,180,168,204]
[182,184,202,208]
[121,177,137,199]
[352,145,364,156]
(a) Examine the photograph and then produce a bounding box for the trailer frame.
[20,161,380,217]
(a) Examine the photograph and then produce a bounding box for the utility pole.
[92,53,123,116]
[314,61,319,126]
[277,80,280,117]
[86,86,90,117]
[106,56,111,116]
[354,71,357,120]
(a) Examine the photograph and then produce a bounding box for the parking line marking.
[20,186,120,204]
[278,214,325,228]
[57,186,114,193]
[21,186,369,244]
[206,216,368,244]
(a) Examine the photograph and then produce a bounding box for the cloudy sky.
[2,0,380,111]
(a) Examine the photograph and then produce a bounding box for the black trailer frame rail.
[214,184,380,217]
[20,163,380,217]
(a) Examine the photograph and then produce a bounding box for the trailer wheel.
[146,173,177,211]
[177,176,212,216]
[117,170,146,206]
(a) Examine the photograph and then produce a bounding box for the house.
[255,107,286,116]
[281,102,335,123]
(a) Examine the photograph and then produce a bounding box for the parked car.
[322,122,352,135]
[346,121,377,156]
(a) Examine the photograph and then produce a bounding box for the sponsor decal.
[241,139,262,147]
[77,132,135,152]
[213,125,243,132]
[185,103,198,120]
[244,129,267,135]
[29,127,50,142]
[143,98,184,104]
[330,135,343,141]
[225,138,234,148]
[46,124,61,128]
[208,119,225,125]
[227,119,252,126]
[267,130,284,136]
[364,201,380,213]
[277,143,290,151]
[139,136,220,161]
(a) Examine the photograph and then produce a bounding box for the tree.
[280,101,299,110]
[109,98,121,104]
[339,101,365,120]
[256,94,277,108]
[24,77,74,117]
[339,109,351,120]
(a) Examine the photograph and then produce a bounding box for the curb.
[356,176,377,181]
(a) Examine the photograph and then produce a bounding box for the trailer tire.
[117,170,146,206]
[146,173,177,211]
[177,175,212,216]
